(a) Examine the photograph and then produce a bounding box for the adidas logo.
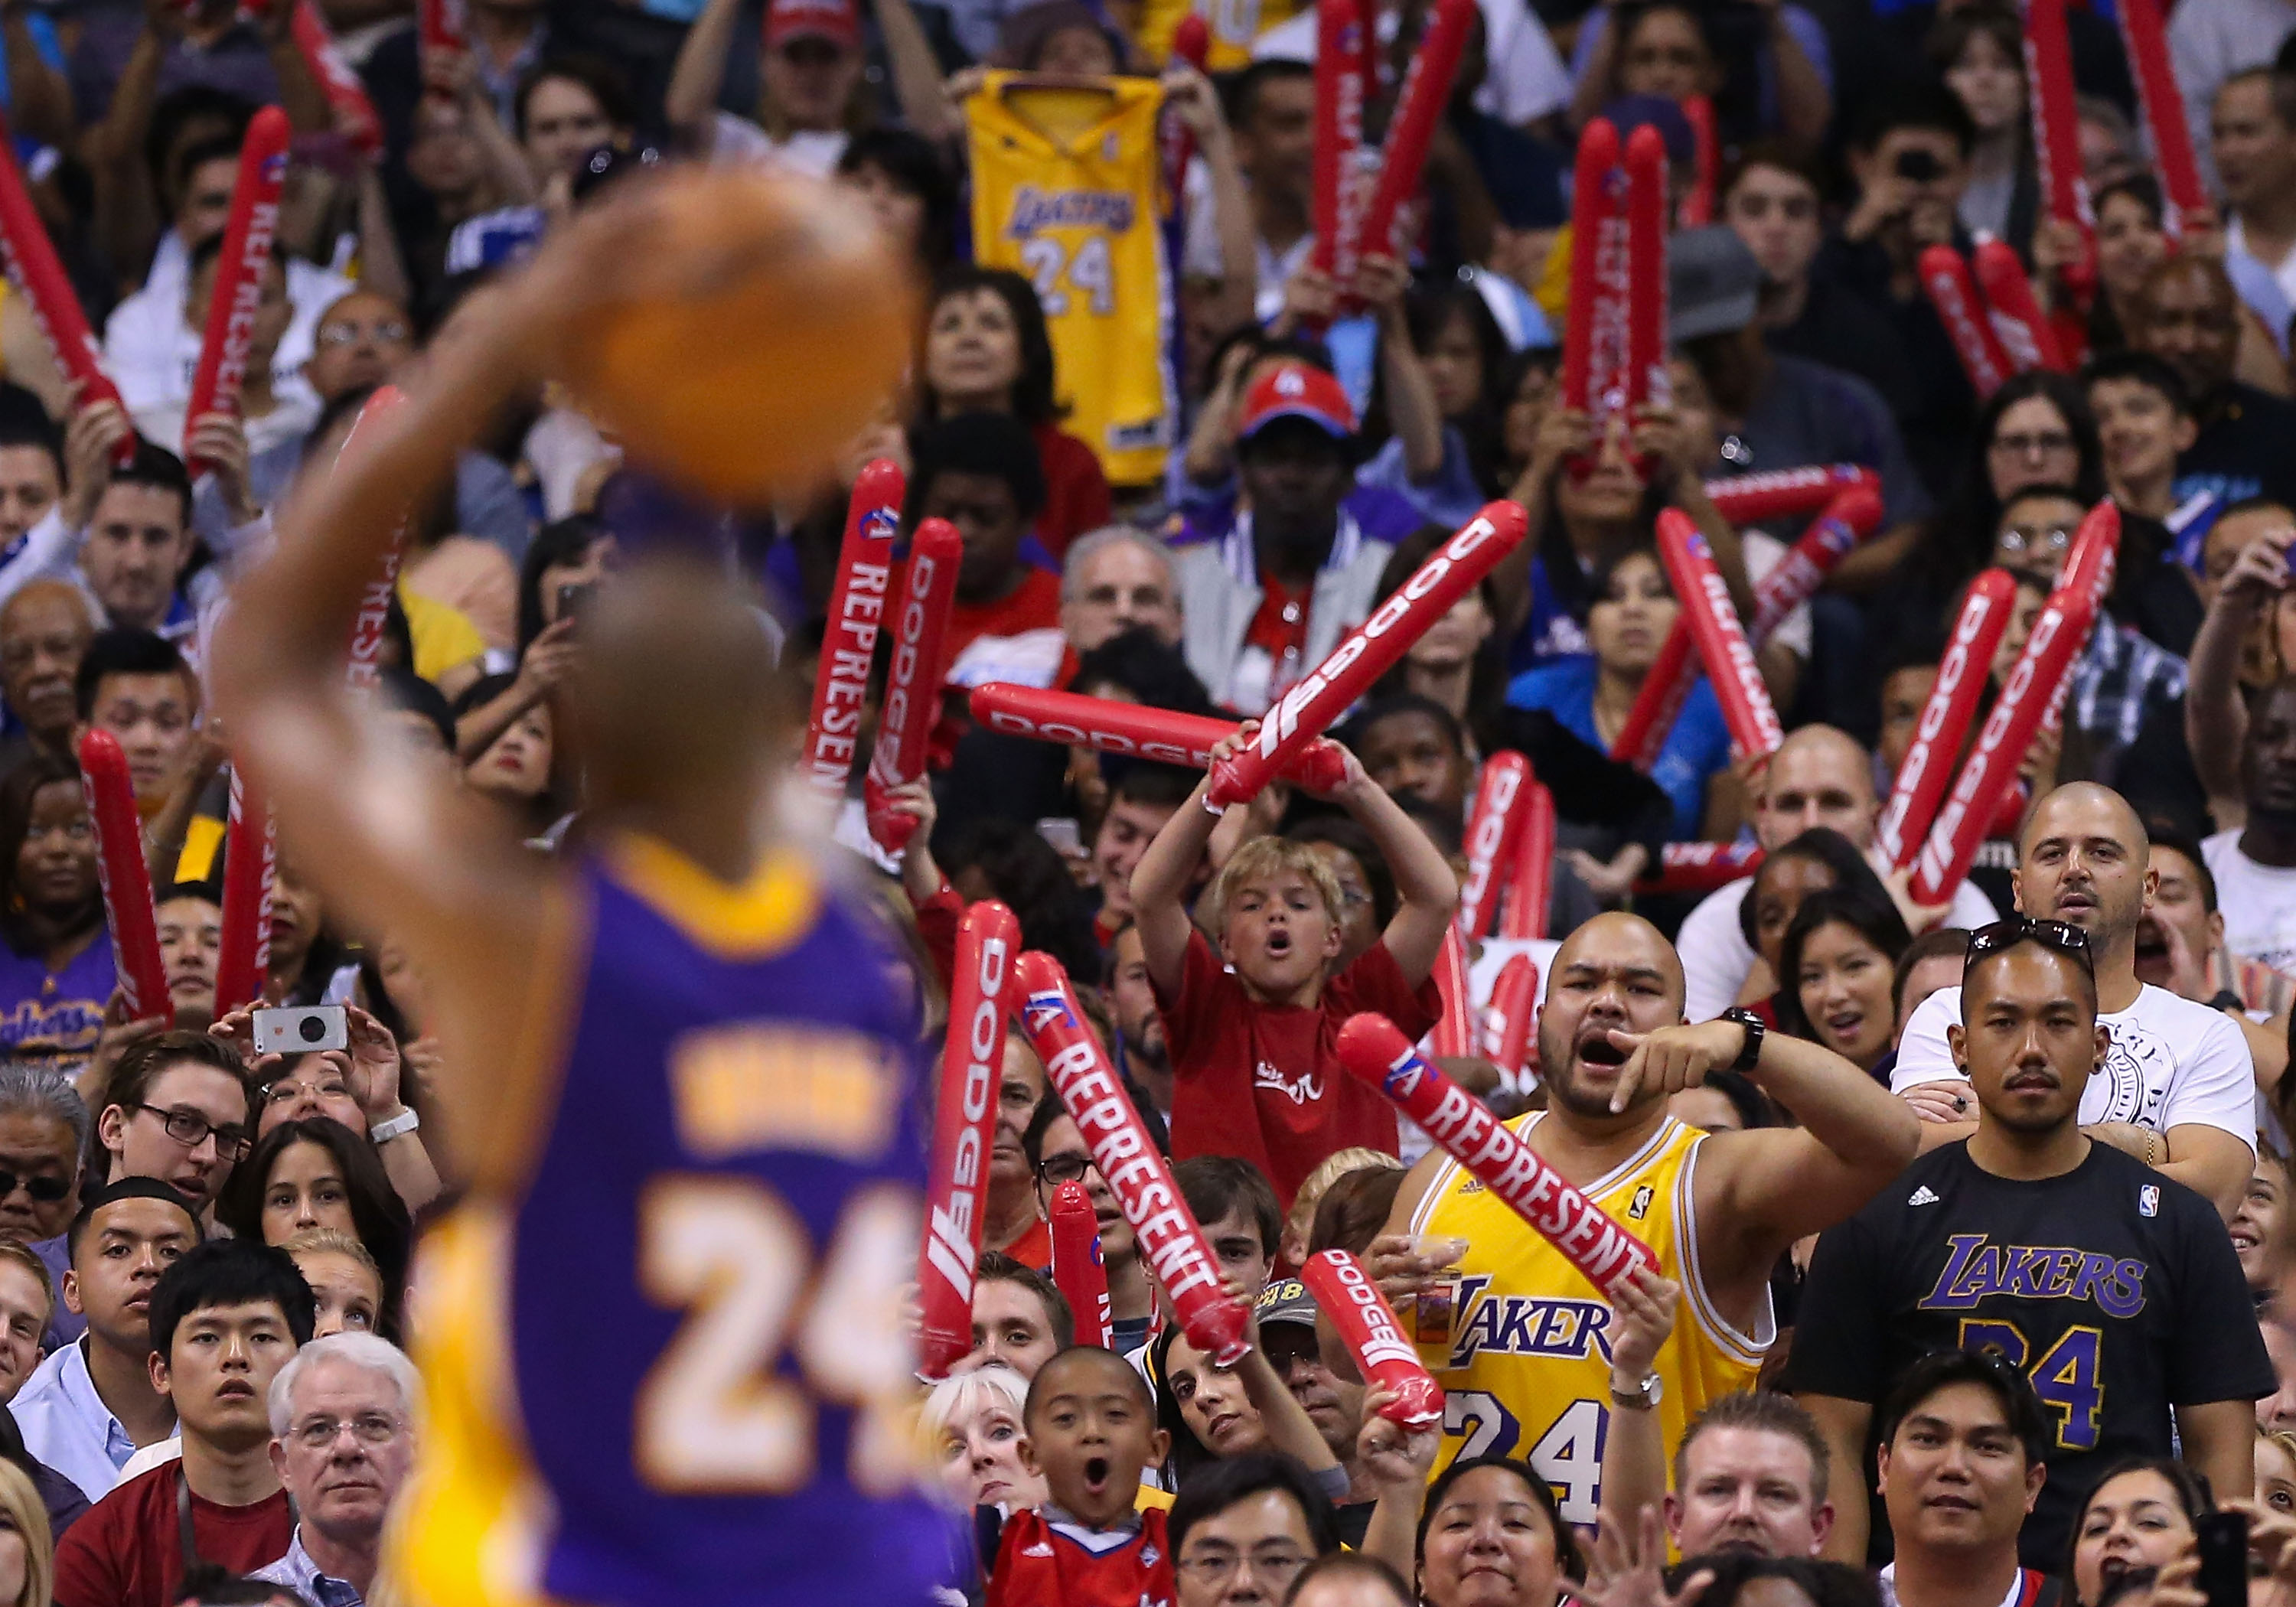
[1908,1185,1941,1207]
[1023,1543,1054,1558]
[1460,1178,1486,1195]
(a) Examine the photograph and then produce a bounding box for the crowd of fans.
[0,0,2289,1600]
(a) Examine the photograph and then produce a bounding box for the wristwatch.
[370,1108,421,1145]
[1611,1372,1664,1411]
[1719,1007,1766,1072]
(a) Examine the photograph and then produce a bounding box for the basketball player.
[1370,910,1919,1523]
[1789,916,2270,1570]
[207,202,948,1602]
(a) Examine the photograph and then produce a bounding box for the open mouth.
[2135,917,2168,967]
[1824,1008,1864,1039]
[1081,1455,1111,1497]
[1577,1033,1629,1068]
[1264,931,1293,959]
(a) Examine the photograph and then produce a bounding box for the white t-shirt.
[1678,872,1998,1023]
[1890,982,2258,1146]
[1252,0,1570,125]
[708,112,848,178]
[2203,829,2296,976]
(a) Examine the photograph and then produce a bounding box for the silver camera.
[252,1006,349,1056]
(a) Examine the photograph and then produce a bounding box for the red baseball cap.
[765,0,860,51]
[1237,360,1355,442]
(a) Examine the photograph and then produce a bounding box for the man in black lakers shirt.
[1785,918,2272,1571]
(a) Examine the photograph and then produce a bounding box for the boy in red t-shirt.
[1131,738,1456,1206]
[988,1347,1173,1607]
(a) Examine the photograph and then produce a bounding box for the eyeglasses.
[1037,1153,1094,1187]
[289,1413,403,1450]
[1176,1549,1313,1585]
[1963,917,2095,977]
[135,1105,252,1162]
[1998,524,2075,556]
[0,1169,71,1204]
[1991,431,2076,458]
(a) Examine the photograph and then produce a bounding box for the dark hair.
[1024,1343,1153,1420]
[517,515,609,650]
[1672,1556,1882,1607]
[837,129,959,275]
[0,753,98,953]
[174,1562,311,1605]
[73,627,194,722]
[1342,693,1467,764]
[1285,813,1398,933]
[1369,526,1508,753]
[1675,1389,1833,1504]
[214,1119,411,1341]
[377,667,455,750]
[1926,2,2023,83]
[927,266,1062,426]
[2148,827,2216,911]
[91,1032,253,1182]
[67,1176,203,1262]
[1877,1348,2049,1467]
[1720,137,1825,202]
[97,440,194,530]
[938,820,1103,986]
[1223,58,1316,132]
[1774,888,1913,1047]
[1590,536,1673,617]
[2066,1457,2216,1601]
[1402,284,1512,494]
[1737,827,1879,951]
[974,1249,1074,1349]
[0,390,62,484]
[1688,1068,1779,1129]
[1912,375,2107,596]
[907,410,1047,522]
[1306,1164,1407,1256]
[1848,78,1977,157]
[186,231,283,285]
[1172,1156,1280,1263]
[147,1237,317,1363]
[1020,1086,1068,1174]
[174,134,249,198]
[1893,926,1972,1016]
[1071,627,1215,715]
[512,53,634,141]
[1170,1450,1343,1560]
[1285,1553,1412,1605]
[1417,1455,1584,1583]
[147,84,253,204]
[1109,761,1202,812]
[2083,348,2193,418]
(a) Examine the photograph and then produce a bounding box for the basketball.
[550,166,918,503]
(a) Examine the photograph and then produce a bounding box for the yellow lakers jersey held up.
[1137,0,1306,69]
[1410,1114,1772,1521]
[967,75,1173,486]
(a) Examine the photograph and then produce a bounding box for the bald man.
[1368,911,1918,1515]
[1891,782,2256,1218]
[1678,726,2001,1020]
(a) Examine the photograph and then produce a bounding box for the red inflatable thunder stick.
[1049,1181,1114,1348]
[2057,498,2121,615]
[1458,752,1529,938]
[1338,1015,1656,1294]
[1877,569,2017,870]
[1017,951,1251,1363]
[916,901,1022,1380]
[1348,0,1474,281]
[79,730,171,1025]
[802,460,902,799]
[1499,778,1555,941]
[1487,953,1541,1077]
[967,684,1351,792]
[864,519,961,853]
[1208,502,1531,808]
[1921,244,2014,399]
[1306,0,1366,332]
[184,109,289,474]
[1161,13,1209,217]
[1623,125,1668,416]
[213,769,275,1018]
[289,2,384,155]
[1431,927,1475,1058]
[1655,510,1783,761]
[1748,481,1886,644]
[1301,1250,1445,1425]
[1680,95,1717,227]
[2024,0,2093,290]
[1609,624,1697,771]
[0,112,129,464]
[1971,238,2066,374]
[1561,119,1626,425]
[1635,841,1764,895]
[337,387,406,690]
[1701,464,1878,526]
[1910,586,2095,902]
[2117,0,2209,236]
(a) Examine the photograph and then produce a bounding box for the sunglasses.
[1963,917,2094,978]
[0,1169,70,1204]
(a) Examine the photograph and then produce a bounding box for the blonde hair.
[1205,836,1345,938]
[0,1459,52,1607]
[0,1243,51,1319]
[918,1363,1029,1453]
[2262,1426,2296,1479]
[284,1227,381,1280]
[1286,1148,1407,1247]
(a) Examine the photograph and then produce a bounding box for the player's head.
[565,552,794,833]
[148,1238,316,1458]
[1949,918,2105,1133]
[1535,913,1688,1124]
[63,1178,201,1361]
[1666,1390,1835,1559]
[1206,836,1345,1004]
[1756,726,1877,852]
[1019,1345,1166,1528]
[2011,783,2154,955]
[961,1250,1071,1380]
[1876,1349,2048,1563]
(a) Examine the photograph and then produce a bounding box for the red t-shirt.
[1032,423,1114,560]
[997,1214,1052,1271]
[947,567,1063,664]
[54,1463,293,1607]
[988,1507,1172,1607]
[1155,930,1440,1207]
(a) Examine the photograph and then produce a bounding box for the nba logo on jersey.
[2139,1185,2160,1217]
[1629,1185,1655,1221]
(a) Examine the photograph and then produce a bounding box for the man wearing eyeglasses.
[1791,912,2272,1570]
[90,1032,255,1215]
[249,1332,419,1606]
[1890,783,2258,1221]
[1168,1451,1342,1607]
[1021,1092,1156,1354]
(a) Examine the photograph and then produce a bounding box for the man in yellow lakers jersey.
[967,73,1175,486]
[1375,912,1920,1522]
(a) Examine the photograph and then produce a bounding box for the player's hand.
[1583,1503,1715,1607]
[1362,1231,1466,1306]
[1355,1389,1442,1489]
[1601,1019,1744,1113]
[1605,1266,1680,1388]
[1901,1081,1974,1124]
